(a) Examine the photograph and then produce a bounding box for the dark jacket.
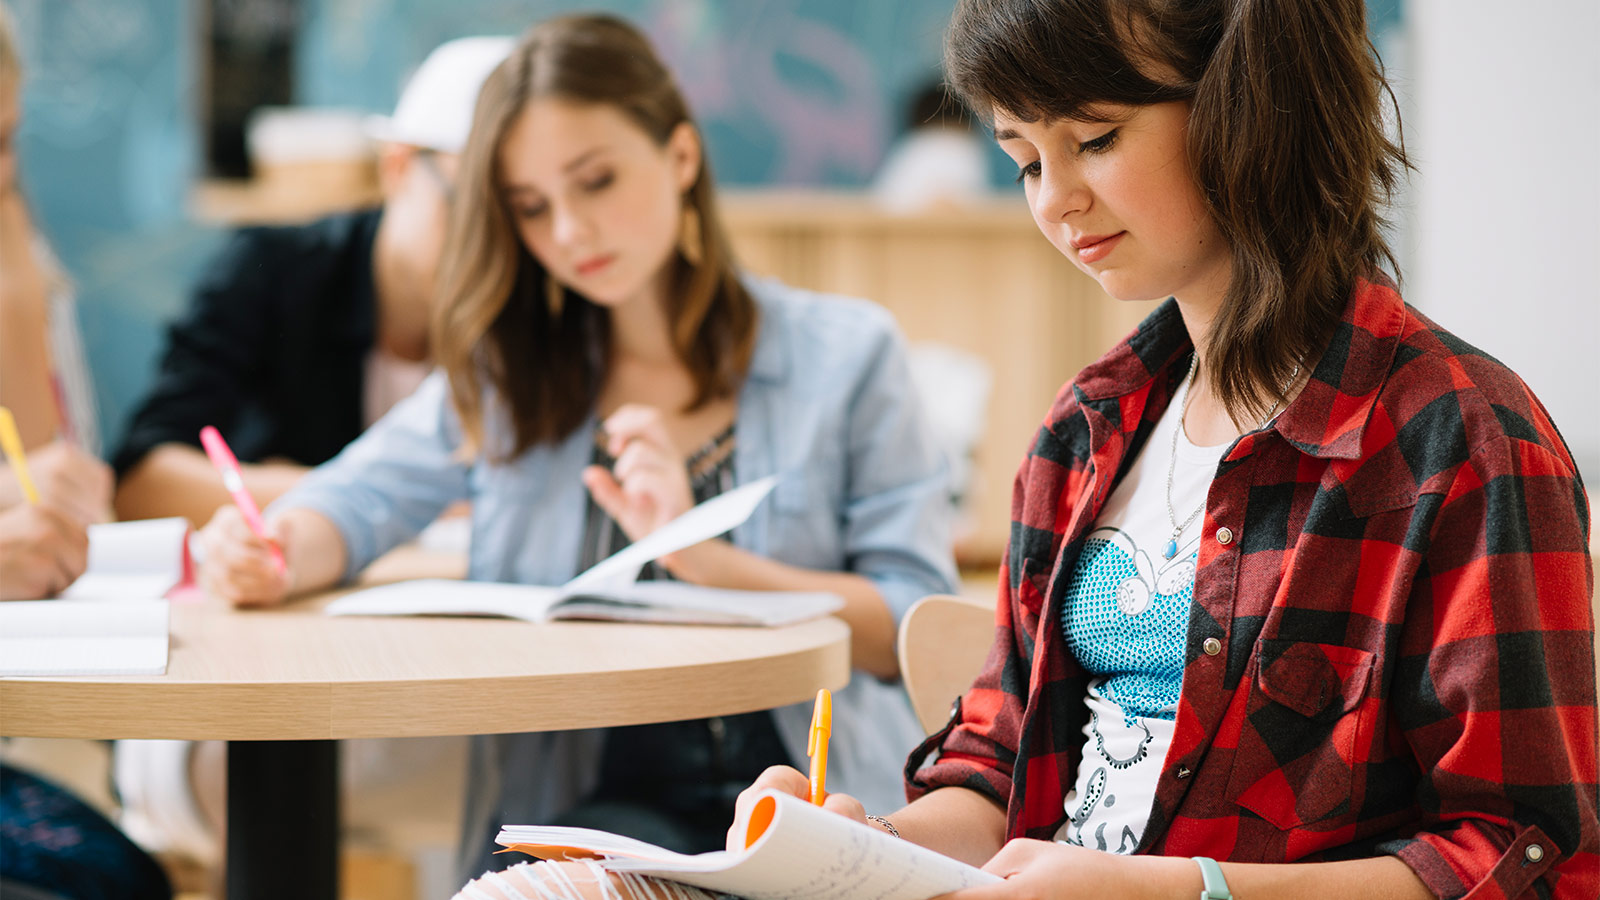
[113,209,381,475]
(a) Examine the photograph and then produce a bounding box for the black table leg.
[227,740,339,900]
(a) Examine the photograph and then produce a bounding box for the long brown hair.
[945,0,1409,424]
[434,14,757,458]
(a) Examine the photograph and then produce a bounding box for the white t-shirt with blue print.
[1054,388,1228,853]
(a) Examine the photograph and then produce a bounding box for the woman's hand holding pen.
[0,502,88,600]
[197,505,292,607]
[582,404,695,545]
[726,765,869,852]
[0,439,112,524]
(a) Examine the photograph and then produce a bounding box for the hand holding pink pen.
[199,425,287,574]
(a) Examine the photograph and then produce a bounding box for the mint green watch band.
[1194,857,1232,900]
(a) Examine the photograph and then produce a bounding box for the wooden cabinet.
[722,192,1160,564]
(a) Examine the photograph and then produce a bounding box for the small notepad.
[60,517,189,601]
[0,517,187,677]
[0,599,170,676]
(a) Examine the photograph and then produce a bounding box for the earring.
[546,274,564,318]
[679,203,703,267]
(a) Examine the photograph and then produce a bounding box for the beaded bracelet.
[865,814,900,838]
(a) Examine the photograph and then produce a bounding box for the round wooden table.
[0,550,852,899]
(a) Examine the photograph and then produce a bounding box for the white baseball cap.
[365,36,515,153]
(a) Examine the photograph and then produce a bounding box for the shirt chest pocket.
[1226,639,1376,831]
[762,465,846,567]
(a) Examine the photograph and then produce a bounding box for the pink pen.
[199,425,286,574]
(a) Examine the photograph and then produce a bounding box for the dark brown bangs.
[944,0,1198,123]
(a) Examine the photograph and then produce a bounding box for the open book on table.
[0,517,189,676]
[324,578,843,627]
[326,476,845,627]
[495,789,1000,900]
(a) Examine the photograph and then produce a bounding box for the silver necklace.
[1162,355,1297,559]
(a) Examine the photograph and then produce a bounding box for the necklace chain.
[1162,354,1297,559]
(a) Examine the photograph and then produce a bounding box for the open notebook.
[496,789,1000,900]
[0,517,187,676]
[327,476,845,627]
[326,578,844,627]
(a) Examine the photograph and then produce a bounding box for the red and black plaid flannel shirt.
[907,278,1598,899]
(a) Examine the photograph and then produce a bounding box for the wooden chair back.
[897,595,994,735]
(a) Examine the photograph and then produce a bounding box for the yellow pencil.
[0,406,40,504]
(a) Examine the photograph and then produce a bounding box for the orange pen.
[807,688,831,805]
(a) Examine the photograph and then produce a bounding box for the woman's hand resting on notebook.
[727,765,870,852]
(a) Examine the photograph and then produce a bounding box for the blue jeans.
[0,763,171,900]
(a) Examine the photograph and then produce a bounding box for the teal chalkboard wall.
[10,0,212,455]
[296,1,960,187]
[11,0,1403,451]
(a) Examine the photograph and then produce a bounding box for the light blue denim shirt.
[274,275,958,870]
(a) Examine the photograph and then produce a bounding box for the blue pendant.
[1163,537,1178,559]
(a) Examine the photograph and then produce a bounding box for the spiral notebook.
[495,789,999,900]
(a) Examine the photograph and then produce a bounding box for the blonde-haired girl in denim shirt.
[197,13,957,883]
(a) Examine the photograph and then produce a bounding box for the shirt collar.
[1073,277,1406,461]
[1072,299,1192,404]
[1271,277,1406,460]
[744,276,789,384]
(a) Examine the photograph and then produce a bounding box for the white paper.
[327,580,564,622]
[0,599,170,675]
[563,476,779,593]
[60,517,189,600]
[550,581,843,626]
[498,790,1000,900]
[325,578,844,627]
[61,573,182,603]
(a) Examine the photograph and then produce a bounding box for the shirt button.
[1176,766,1192,779]
[1215,527,1234,545]
[1202,637,1223,656]
[1525,844,1545,863]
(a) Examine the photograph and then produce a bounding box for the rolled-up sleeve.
[270,372,470,580]
[1383,437,1598,900]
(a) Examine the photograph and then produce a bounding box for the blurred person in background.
[871,78,992,213]
[195,13,955,884]
[108,35,511,880]
[0,3,105,595]
[0,5,172,898]
[111,36,513,528]
[0,0,112,530]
